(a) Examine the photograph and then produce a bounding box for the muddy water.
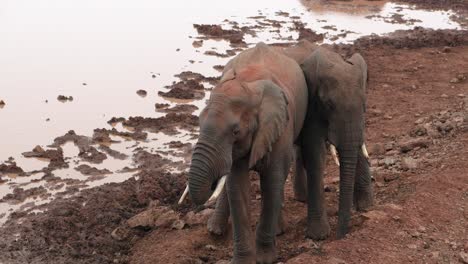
[0,0,462,222]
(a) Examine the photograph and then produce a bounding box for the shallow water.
[0,0,462,222]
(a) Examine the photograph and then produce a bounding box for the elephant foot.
[231,253,256,264]
[306,217,330,240]
[207,213,228,236]
[293,192,307,203]
[256,243,277,264]
[354,188,374,212]
[336,225,349,239]
[275,214,285,236]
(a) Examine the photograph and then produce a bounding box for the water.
[0,0,462,222]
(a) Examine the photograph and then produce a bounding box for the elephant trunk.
[331,117,364,238]
[188,139,231,205]
[336,144,358,238]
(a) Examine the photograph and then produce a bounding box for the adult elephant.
[186,42,308,263]
[299,47,373,239]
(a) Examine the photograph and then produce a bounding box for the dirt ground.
[0,2,467,264]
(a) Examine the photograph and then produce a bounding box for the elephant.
[202,40,320,239]
[185,42,308,263]
[298,46,373,239]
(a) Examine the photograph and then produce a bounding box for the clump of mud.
[204,50,234,58]
[175,71,219,86]
[0,186,49,203]
[0,158,24,175]
[155,104,198,114]
[57,95,73,102]
[193,24,245,45]
[50,130,108,164]
[136,89,147,97]
[93,128,148,142]
[116,112,198,135]
[22,145,68,169]
[98,145,128,160]
[75,164,111,176]
[291,21,324,43]
[159,79,205,100]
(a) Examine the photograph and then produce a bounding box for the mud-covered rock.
[127,202,179,229]
[399,138,430,152]
[401,157,418,170]
[184,208,214,226]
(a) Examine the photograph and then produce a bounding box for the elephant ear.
[247,80,289,168]
[346,53,368,110]
[346,53,367,92]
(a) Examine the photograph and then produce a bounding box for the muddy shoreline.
[1,24,467,263]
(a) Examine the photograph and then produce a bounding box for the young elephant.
[186,42,308,263]
[299,47,373,239]
[204,40,319,237]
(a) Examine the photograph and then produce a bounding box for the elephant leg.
[256,153,290,264]
[292,145,307,202]
[301,121,330,240]
[226,159,255,264]
[208,186,230,236]
[275,206,285,236]
[354,151,373,211]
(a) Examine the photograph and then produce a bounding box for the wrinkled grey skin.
[187,42,308,263]
[299,47,373,239]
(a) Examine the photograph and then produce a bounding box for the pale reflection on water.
[0,0,462,222]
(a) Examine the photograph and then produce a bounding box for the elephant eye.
[232,125,240,136]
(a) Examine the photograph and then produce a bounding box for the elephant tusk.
[330,144,340,166]
[207,175,227,204]
[362,143,369,159]
[178,184,189,205]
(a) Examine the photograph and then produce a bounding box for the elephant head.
[302,47,369,237]
[186,71,289,206]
